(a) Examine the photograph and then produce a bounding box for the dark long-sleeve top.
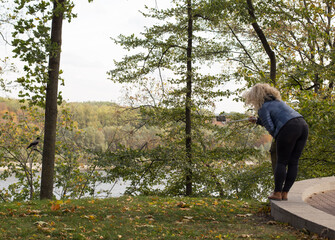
[256,100,302,138]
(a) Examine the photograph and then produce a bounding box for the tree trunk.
[40,0,64,200]
[185,0,193,196]
[246,0,277,173]
[246,0,276,86]
[270,139,277,174]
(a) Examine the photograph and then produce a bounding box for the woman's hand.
[248,116,257,123]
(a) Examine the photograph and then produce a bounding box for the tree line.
[0,98,271,201]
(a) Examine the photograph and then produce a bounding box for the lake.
[0,172,130,199]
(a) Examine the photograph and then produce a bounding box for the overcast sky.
[1,0,246,113]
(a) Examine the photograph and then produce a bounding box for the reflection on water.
[0,172,129,199]
[0,174,17,189]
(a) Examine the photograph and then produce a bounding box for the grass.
[0,196,325,240]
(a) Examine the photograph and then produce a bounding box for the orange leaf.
[51,204,61,211]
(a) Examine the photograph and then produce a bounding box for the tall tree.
[40,0,65,200]
[12,0,76,199]
[209,0,335,178]
[262,0,335,176]
[185,0,193,196]
[240,0,335,175]
[109,0,232,196]
[246,0,276,85]
[246,0,278,173]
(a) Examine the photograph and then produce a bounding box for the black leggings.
[274,118,309,192]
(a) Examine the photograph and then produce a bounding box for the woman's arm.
[258,107,275,136]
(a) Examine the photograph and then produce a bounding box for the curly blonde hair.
[243,83,281,111]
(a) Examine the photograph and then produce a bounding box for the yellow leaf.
[82,215,96,220]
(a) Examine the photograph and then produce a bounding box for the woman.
[243,83,308,201]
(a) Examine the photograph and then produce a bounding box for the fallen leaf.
[51,204,61,211]
[122,207,130,212]
[177,201,189,208]
[62,208,71,213]
[236,213,252,218]
[81,215,97,220]
[135,224,155,228]
[37,227,52,233]
[240,234,253,238]
[27,210,42,215]
[205,216,216,221]
[34,221,49,227]
[64,228,75,232]
[145,215,155,221]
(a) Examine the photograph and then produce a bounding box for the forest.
[0,0,335,202]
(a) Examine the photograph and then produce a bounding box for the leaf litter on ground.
[0,196,328,239]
